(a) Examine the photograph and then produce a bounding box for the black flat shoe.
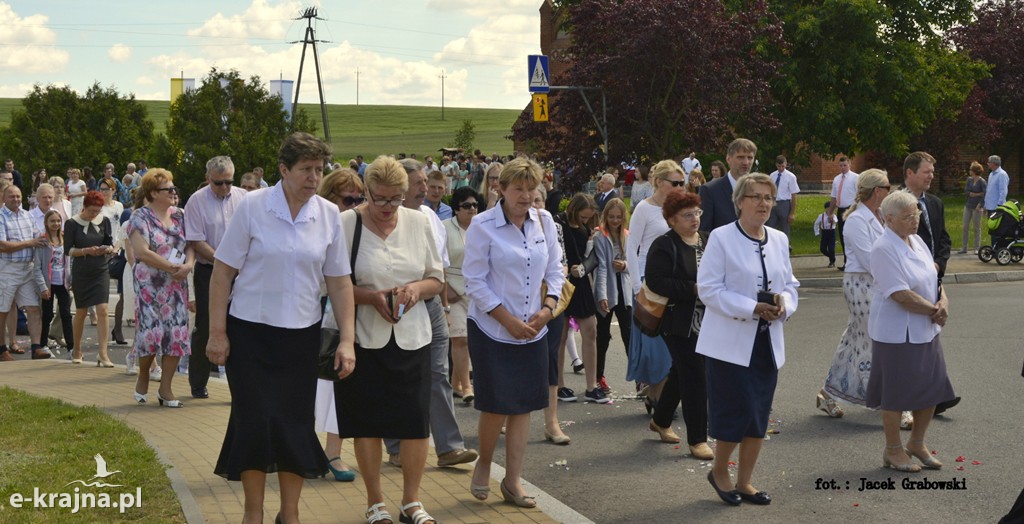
[707,471,741,506]
[934,396,961,416]
[739,491,772,505]
[191,387,209,399]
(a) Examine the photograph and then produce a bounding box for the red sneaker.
[597,376,611,395]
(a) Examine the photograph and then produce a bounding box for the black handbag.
[317,211,362,381]
[108,252,127,279]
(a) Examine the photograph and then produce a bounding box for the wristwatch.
[443,306,451,313]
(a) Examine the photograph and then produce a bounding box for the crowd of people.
[0,134,1014,522]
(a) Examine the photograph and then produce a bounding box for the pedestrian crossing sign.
[528,55,550,93]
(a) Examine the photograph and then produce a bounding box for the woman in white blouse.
[334,155,444,524]
[865,190,956,473]
[464,158,564,508]
[696,173,799,506]
[817,170,890,418]
[444,185,480,402]
[625,159,686,408]
[207,133,356,524]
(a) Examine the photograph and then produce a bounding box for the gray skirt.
[865,336,956,411]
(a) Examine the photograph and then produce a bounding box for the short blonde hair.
[318,168,364,200]
[364,156,408,192]
[650,159,684,184]
[139,168,174,203]
[499,158,542,190]
[732,173,775,216]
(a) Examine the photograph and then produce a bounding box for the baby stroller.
[978,200,1024,265]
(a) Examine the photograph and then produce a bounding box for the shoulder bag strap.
[349,211,362,284]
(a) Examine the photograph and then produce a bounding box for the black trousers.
[836,207,849,265]
[189,263,214,390]
[40,284,73,350]
[820,229,836,264]
[596,303,630,379]
[652,332,708,446]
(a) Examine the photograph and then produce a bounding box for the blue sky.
[0,0,543,108]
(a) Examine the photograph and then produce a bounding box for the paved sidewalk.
[792,250,1024,287]
[0,359,566,524]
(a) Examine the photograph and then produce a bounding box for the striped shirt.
[0,205,39,262]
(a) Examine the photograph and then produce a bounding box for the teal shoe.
[326,457,356,482]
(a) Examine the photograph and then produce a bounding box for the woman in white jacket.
[696,173,799,507]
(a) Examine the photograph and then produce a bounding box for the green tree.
[152,68,316,197]
[452,119,476,152]
[764,0,984,163]
[0,83,154,177]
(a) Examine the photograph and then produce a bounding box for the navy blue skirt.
[705,322,778,442]
[467,319,548,415]
[546,316,565,386]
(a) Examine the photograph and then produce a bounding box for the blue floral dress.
[129,207,191,358]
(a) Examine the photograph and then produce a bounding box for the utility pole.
[439,68,447,121]
[290,7,331,143]
[356,68,360,106]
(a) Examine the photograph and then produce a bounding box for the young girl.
[593,198,632,394]
[40,210,74,357]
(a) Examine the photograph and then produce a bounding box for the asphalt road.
[449,281,1024,523]
[21,281,1023,522]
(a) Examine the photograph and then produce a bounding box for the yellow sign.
[533,94,549,122]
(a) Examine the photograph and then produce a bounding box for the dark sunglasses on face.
[668,180,686,187]
[210,180,233,186]
[458,202,478,210]
[341,195,366,207]
[156,186,178,193]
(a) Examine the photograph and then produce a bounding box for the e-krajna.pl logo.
[7,454,142,514]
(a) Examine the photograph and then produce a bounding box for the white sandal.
[365,502,394,524]
[399,501,435,524]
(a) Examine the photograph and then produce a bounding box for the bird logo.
[64,454,124,488]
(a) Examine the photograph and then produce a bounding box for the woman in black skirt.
[464,158,565,508]
[207,132,356,524]
[556,193,605,402]
[64,190,116,365]
[333,155,444,524]
[695,173,799,506]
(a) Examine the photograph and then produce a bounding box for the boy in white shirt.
[814,201,837,268]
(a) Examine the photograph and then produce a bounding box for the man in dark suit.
[699,138,756,232]
[594,173,617,211]
[903,150,959,415]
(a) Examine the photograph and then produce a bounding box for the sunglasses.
[668,180,686,187]
[341,195,366,207]
[210,180,233,186]
[457,202,478,210]
[156,186,178,193]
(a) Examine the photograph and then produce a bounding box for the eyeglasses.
[457,202,478,210]
[341,195,366,207]
[744,194,775,203]
[679,209,704,220]
[367,190,404,207]
[210,180,233,186]
[487,176,500,181]
[667,180,686,187]
[99,187,113,192]
[156,186,178,194]
[897,212,921,222]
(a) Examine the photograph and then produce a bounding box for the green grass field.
[0,98,521,161]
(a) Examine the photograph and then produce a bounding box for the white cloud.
[108,44,132,63]
[427,0,540,17]
[187,0,303,40]
[135,76,155,86]
[131,90,167,101]
[0,2,69,73]
[0,82,41,98]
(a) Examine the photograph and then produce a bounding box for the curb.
[798,270,1024,288]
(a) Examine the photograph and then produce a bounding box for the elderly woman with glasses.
[96,177,129,344]
[865,190,956,473]
[445,186,481,402]
[127,170,194,407]
[333,155,443,524]
[697,173,799,506]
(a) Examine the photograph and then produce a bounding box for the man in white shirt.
[681,152,701,177]
[385,159,478,469]
[829,156,859,270]
[183,156,248,398]
[28,184,57,233]
[984,154,1009,214]
[767,155,800,239]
